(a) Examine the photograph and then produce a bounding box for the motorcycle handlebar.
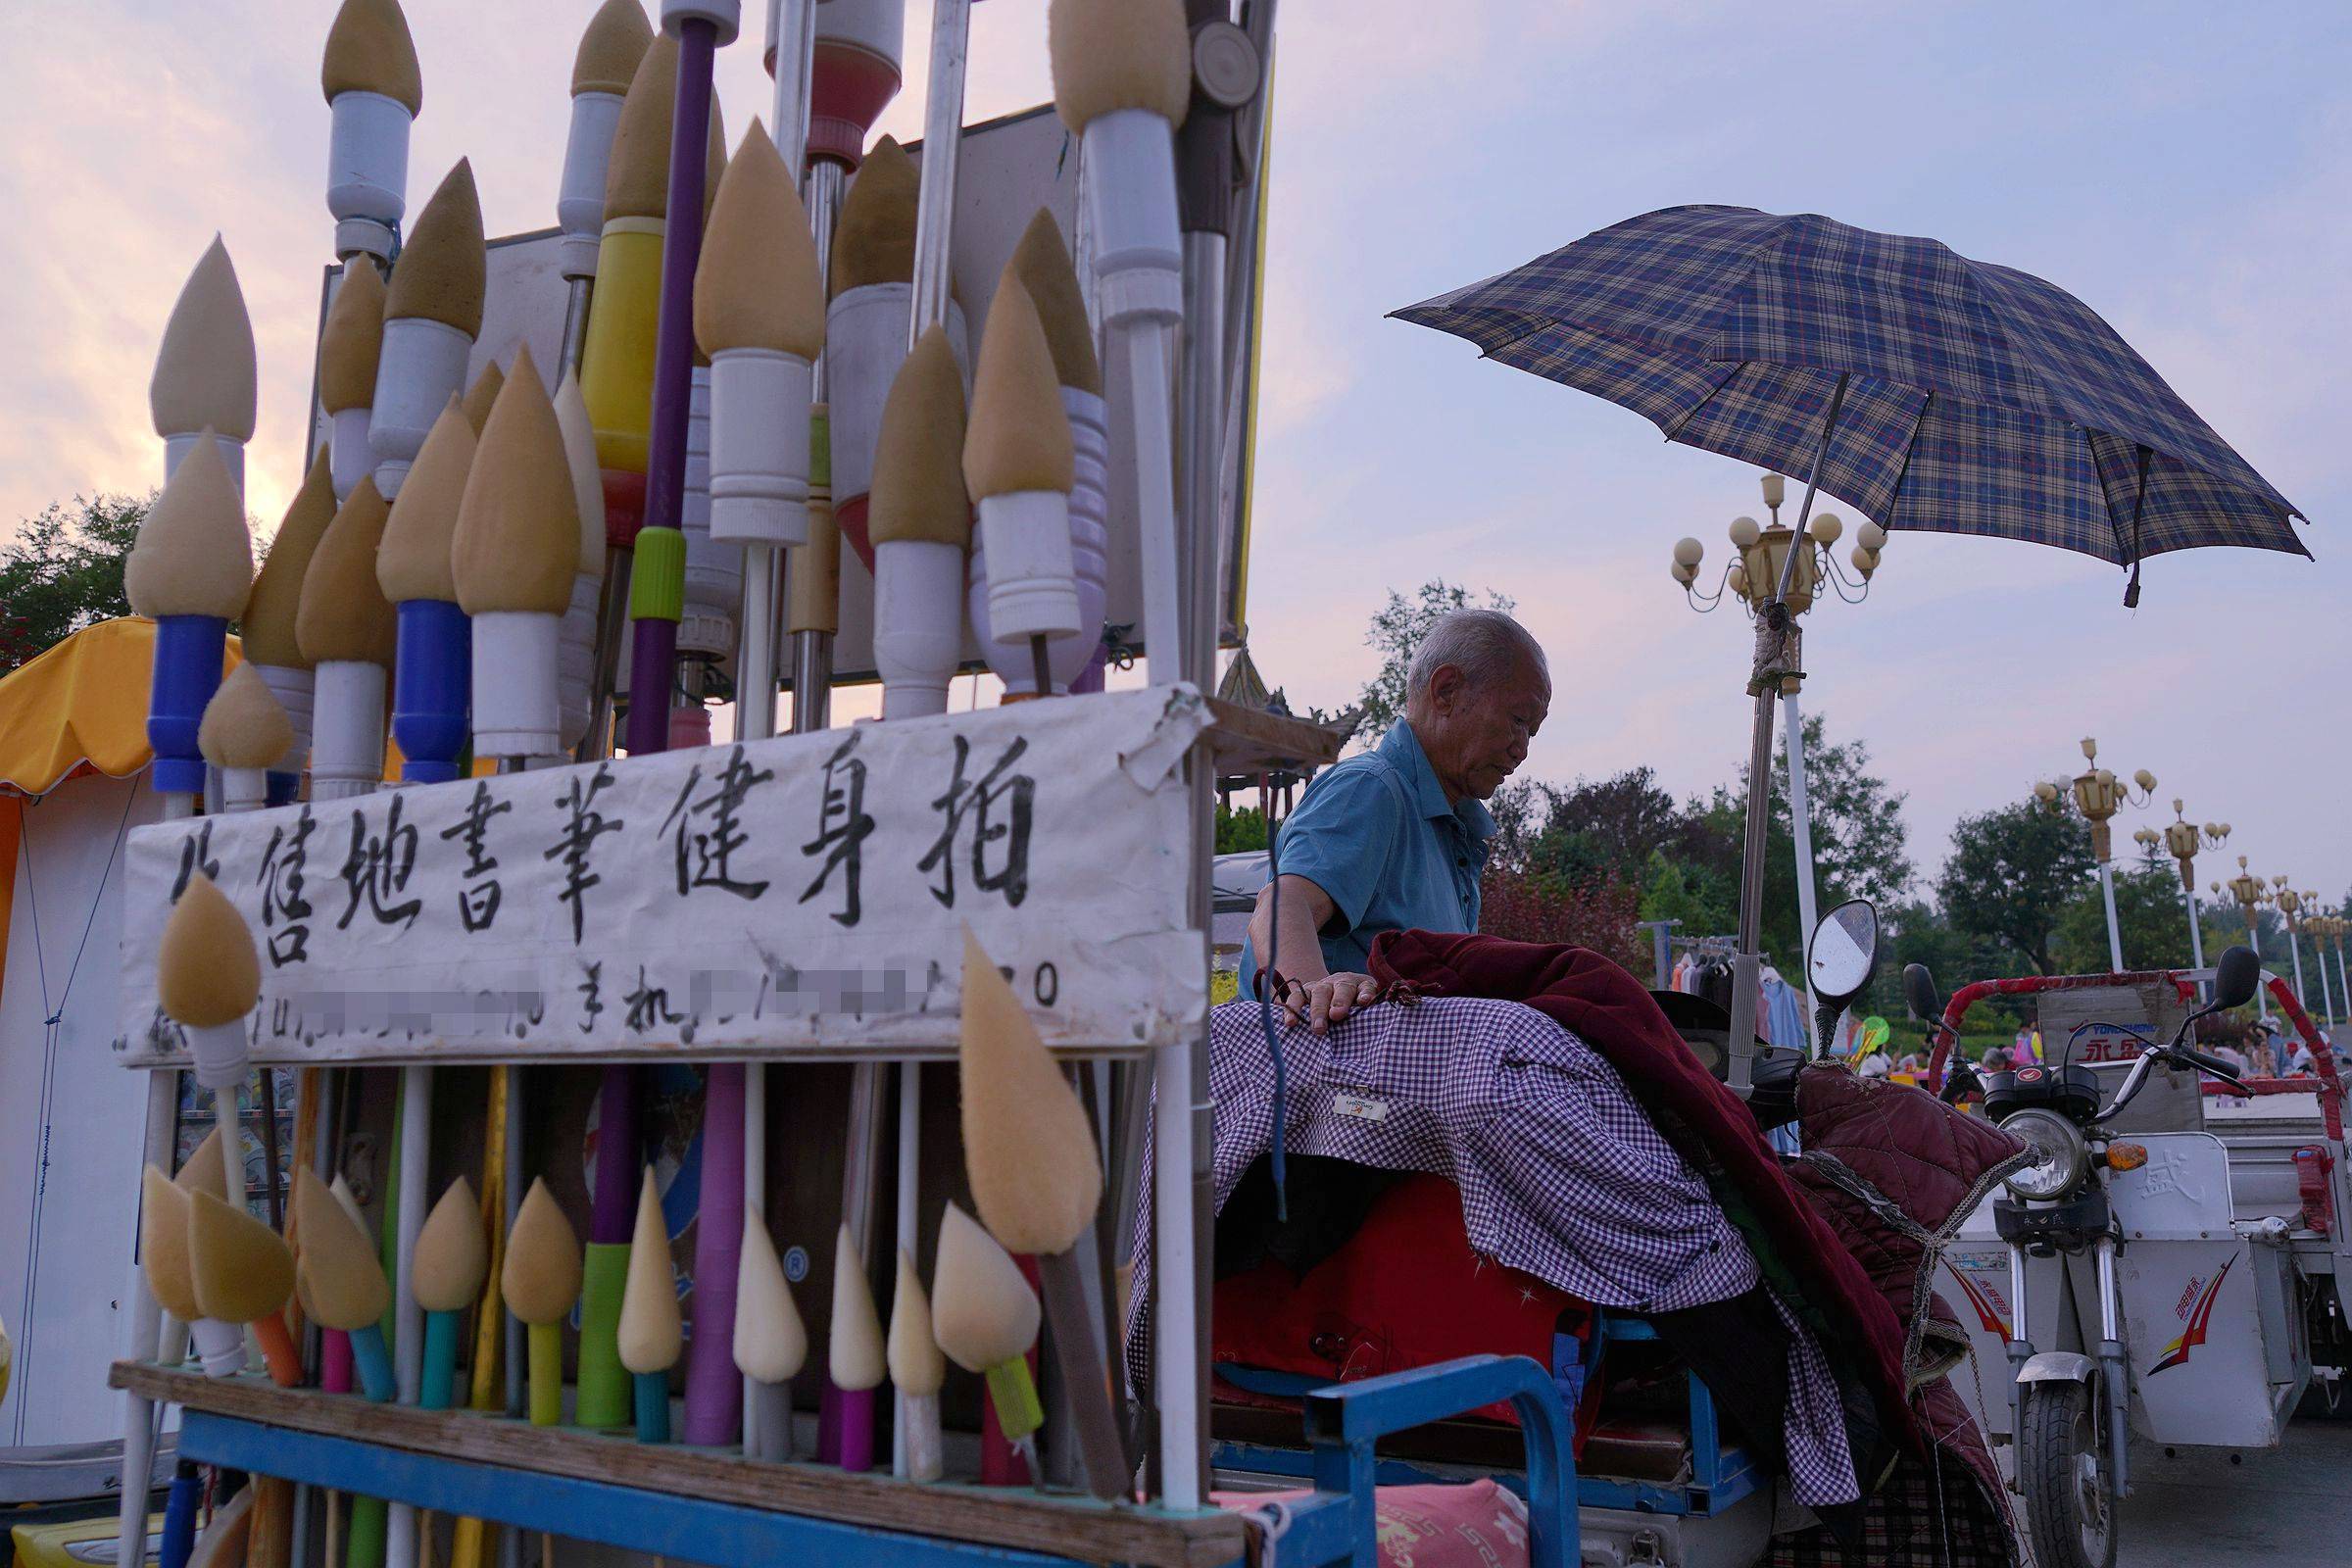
[2174,1046,2249,1091]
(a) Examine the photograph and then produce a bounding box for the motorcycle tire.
[2017,1380,2117,1568]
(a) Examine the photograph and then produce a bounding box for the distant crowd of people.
[1843,1017,2330,1084]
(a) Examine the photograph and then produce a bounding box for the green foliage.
[0,493,151,674]
[2052,845,2202,974]
[1937,788,2095,974]
[1356,580,1515,737]
[1215,804,1268,854]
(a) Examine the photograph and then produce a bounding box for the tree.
[1355,580,1515,737]
[1214,804,1268,854]
[1938,787,2095,975]
[0,494,150,674]
[1479,863,1643,972]
[2053,846,2200,974]
[1697,712,1914,962]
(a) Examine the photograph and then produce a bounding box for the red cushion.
[1212,1172,1583,1425]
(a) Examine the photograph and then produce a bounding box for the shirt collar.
[1383,722,1497,842]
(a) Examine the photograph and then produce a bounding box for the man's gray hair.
[1406,609,1548,703]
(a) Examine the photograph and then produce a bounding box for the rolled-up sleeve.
[1273,764,1403,932]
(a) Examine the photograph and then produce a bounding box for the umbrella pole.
[1728,372,1846,1094]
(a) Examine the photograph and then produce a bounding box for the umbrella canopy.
[1395,205,2307,593]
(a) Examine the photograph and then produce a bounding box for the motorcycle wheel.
[2017,1380,2117,1568]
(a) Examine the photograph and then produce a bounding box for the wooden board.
[114,1364,1245,1568]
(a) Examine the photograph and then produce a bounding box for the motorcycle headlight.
[2001,1107,2089,1200]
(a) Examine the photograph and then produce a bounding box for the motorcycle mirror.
[1806,900,1880,1009]
[1904,962,1944,1025]
[2214,946,2263,1010]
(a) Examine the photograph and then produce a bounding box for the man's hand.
[1273,971,1379,1034]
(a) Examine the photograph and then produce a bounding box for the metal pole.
[832,0,964,1471]
[1781,685,1819,1010]
[2334,945,2349,1033]
[2288,928,2309,1010]
[2316,934,2335,1026]
[2098,860,2125,973]
[2251,915,2270,1020]
[1729,372,1846,1096]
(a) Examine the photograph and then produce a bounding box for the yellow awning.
[0,616,239,800]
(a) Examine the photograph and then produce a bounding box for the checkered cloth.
[1128,996,1859,1505]
[1393,205,2305,569]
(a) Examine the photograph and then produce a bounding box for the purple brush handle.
[620,17,715,760]
[681,1063,744,1444]
[590,1064,640,1244]
[623,618,678,757]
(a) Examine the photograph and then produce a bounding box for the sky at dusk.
[3,1,2347,914]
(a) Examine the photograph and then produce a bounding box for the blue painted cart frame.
[151,1354,1576,1568]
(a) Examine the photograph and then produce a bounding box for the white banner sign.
[119,687,1210,1067]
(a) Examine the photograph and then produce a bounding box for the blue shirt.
[1238,721,1496,1000]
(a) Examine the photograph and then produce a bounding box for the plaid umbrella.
[1394,205,2308,600]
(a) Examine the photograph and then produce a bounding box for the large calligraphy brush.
[294,1168,395,1399]
[502,1179,581,1426]
[376,398,474,783]
[412,1179,488,1410]
[150,239,257,493]
[242,453,337,804]
[962,273,1078,703]
[188,1191,302,1386]
[296,479,398,800]
[867,326,968,718]
[887,1247,945,1482]
[930,1202,1044,1473]
[321,261,388,504]
[1049,0,1191,668]
[454,346,582,764]
[369,161,485,501]
[822,136,942,573]
[972,213,1109,697]
[698,119,823,726]
[560,0,656,367]
[126,438,252,812]
[617,1167,680,1443]
[320,0,418,265]
[577,29,680,755]
[199,665,295,814]
[733,1206,807,1459]
[959,928,1126,1498]
[826,1222,888,1469]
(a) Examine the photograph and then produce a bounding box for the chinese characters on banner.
[119,689,1210,1065]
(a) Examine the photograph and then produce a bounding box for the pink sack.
[1216,1480,1530,1568]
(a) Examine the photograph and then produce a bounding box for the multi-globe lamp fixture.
[1669,472,1888,994]
[2033,737,2155,971]
[2133,803,2229,978]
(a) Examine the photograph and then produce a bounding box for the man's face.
[1419,659,1549,802]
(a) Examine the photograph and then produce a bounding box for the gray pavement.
[2115,1418,2352,1566]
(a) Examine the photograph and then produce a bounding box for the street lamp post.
[2307,909,2336,1026]
[2274,878,2311,1011]
[2222,856,2271,1019]
[2140,805,2229,983]
[2327,915,2350,1034]
[2034,738,2155,973]
[1672,473,1886,995]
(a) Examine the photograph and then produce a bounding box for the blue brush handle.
[349,1322,397,1402]
[158,1463,203,1568]
[419,1309,461,1410]
[633,1371,670,1444]
[393,599,470,784]
[148,615,227,795]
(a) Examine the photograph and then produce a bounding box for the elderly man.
[1241,609,1549,1031]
